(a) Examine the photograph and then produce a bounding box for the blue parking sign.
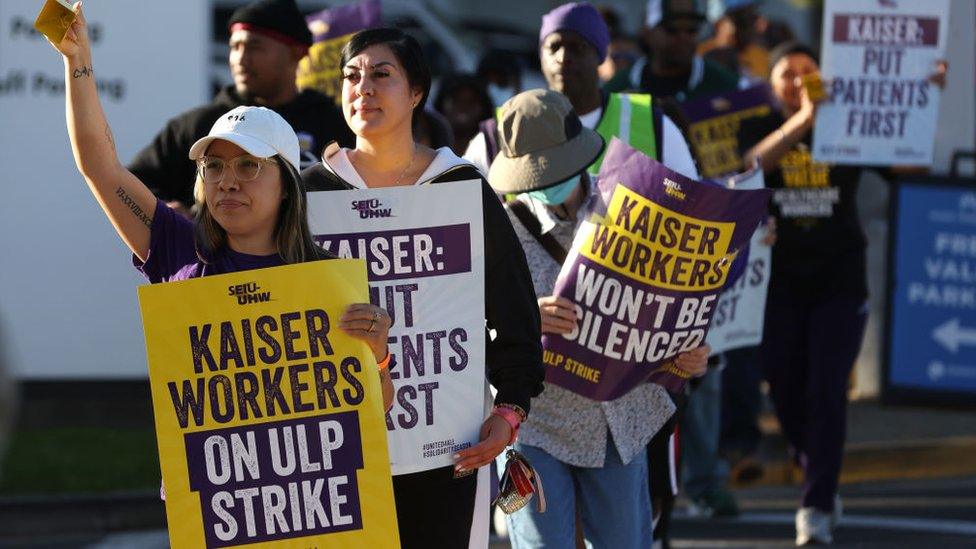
[886,180,976,405]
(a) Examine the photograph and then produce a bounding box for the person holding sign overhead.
[741,41,947,546]
[301,28,544,549]
[45,3,393,411]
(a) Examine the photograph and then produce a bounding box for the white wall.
[0,1,209,379]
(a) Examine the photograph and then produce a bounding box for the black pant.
[393,464,478,549]
[720,345,763,458]
[648,413,681,549]
[761,290,867,511]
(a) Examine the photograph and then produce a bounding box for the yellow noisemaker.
[34,0,76,45]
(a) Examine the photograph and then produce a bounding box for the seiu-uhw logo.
[664,178,686,200]
[351,198,393,219]
[228,282,271,305]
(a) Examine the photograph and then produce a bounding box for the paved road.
[667,476,976,548]
[1,477,972,548]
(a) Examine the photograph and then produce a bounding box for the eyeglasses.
[196,155,277,184]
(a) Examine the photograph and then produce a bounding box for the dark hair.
[413,109,454,150]
[768,41,819,73]
[193,154,329,264]
[597,6,623,41]
[434,73,495,117]
[476,50,522,83]
[763,19,797,50]
[341,28,432,119]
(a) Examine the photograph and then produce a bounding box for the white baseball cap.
[189,106,301,172]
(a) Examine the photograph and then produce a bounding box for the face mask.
[527,174,581,205]
[487,83,515,107]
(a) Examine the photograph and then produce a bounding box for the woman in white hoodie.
[301,28,544,549]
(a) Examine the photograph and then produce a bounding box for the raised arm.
[50,3,157,261]
[743,86,818,174]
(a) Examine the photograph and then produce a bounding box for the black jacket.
[128,85,354,206]
[301,160,545,414]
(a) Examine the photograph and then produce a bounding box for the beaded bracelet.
[494,403,527,422]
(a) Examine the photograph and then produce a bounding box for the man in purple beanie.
[464,3,702,548]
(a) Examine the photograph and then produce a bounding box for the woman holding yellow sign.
[45,2,394,409]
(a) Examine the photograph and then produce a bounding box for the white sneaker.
[492,506,509,539]
[796,507,833,546]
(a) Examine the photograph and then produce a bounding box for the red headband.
[229,22,310,54]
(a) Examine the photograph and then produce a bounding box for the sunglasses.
[196,155,277,184]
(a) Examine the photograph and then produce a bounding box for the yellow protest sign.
[298,1,382,105]
[297,34,356,106]
[138,259,399,548]
[585,185,738,292]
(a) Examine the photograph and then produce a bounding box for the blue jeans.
[681,365,724,499]
[504,437,652,549]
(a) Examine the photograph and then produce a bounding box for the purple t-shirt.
[134,200,285,282]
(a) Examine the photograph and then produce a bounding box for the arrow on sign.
[932,318,976,354]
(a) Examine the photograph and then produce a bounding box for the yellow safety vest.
[589,92,657,175]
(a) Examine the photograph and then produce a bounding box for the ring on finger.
[368,318,376,333]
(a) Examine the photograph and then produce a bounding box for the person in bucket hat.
[463,5,704,543]
[486,88,710,549]
[488,89,603,205]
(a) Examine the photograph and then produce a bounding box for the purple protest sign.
[680,84,776,178]
[306,0,381,42]
[314,224,472,282]
[542,138,770,400]
[185,412,364,548]
[297,0,382,103]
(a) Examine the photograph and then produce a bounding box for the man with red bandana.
[129,0,354,212]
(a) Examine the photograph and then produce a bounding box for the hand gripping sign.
[542,139,771,400]
[138,260,399,548]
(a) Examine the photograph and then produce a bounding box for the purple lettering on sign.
[542,139,770,400]
[380,327,469,432]
[184,411,363,547]
[315,224,472,282]
[832,14,939,47]
[369,283,419,329]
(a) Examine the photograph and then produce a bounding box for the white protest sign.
[706,169,770,354]
[0,1,208,379]
[308,181,487,475]
[813,0,950,166]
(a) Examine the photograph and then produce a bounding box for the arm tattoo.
[105,124,115,152]
[72,65,93,79]
[116,187,152,228]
